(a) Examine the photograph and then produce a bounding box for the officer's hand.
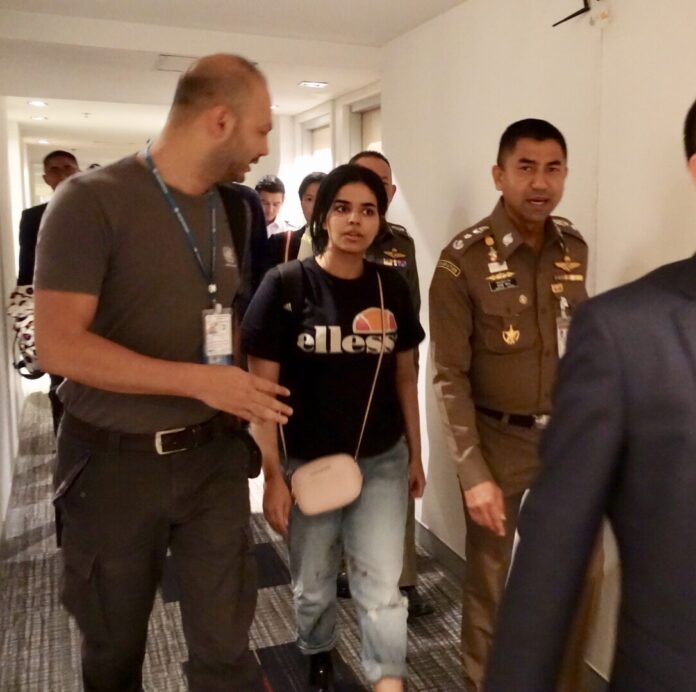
[409,459,426,499]
[195,365,292,424]
[464,480,506,537]
[263,473,292,535]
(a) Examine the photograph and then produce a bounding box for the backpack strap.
[277,259,304,316]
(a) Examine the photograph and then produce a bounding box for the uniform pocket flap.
[53,447,91,504]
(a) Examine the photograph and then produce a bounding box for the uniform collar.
[489,198,565,261]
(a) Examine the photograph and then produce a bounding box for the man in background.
[255,174,296,236]
[17,149,80,433]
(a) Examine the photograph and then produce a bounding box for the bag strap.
[277,259,304,316]
[354,270,385,459]
[278,267,387,462]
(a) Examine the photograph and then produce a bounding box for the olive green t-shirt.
[34,155,240,432]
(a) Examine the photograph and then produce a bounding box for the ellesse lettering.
[297,326,397,354]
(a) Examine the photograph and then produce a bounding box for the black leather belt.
[61,411,241,455]
[476,406,550,430]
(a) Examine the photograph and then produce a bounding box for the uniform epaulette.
[552,216,586,243]
[448,224,491,254]
[388,222,412,238]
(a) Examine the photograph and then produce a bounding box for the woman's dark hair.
[309,164,388,255]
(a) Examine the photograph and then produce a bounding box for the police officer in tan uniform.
[430,119,600,691]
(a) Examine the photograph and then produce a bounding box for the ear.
[206,105,236,140]
[492,164,503,191]
[688,154,696,186]
[42,173,49,186]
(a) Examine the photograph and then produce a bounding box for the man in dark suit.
[17,149,80,434]
[485,99,696,691]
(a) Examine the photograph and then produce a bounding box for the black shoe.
[401,585,434,620]
[309,651,334,692]
[336,570,351,599]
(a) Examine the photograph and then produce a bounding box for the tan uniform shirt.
[430,199,588,490]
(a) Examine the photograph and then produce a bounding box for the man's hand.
[263,473,292,535]
[409,458,426,499]
[464,480,506,537]
[195,365,292,424]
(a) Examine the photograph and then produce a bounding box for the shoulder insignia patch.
[388,222,411,238]
[450,224,490,253]
[437,259,461,277]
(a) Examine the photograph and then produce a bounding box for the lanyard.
[144,144,218,305]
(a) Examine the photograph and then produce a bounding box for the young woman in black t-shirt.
[242,165,425,692]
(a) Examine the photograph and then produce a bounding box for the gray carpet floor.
[0,393,465,691]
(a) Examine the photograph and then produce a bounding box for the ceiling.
[0,1,466,164]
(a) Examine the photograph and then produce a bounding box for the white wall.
[0,100,24,531]
[381,0,696,558]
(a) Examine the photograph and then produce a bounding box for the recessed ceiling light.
[38,139,49,145]
[28,100,47,108]
[299,81,328,89]
[30,115,47,121]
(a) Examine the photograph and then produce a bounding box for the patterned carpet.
[0,393,465,691]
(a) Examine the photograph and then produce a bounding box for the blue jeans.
[288,439,409,684]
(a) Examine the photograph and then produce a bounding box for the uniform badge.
[489,277,518,292]
[488,261,508,273]
[518,294,529,305]
[554,274,584,282]
[502,233,514,247]
[453,239,464,250]
[555,255,581,273]
[437,259,461,277]
[384,248,406,260]
[551,283,564,294]
[502,325,520,345]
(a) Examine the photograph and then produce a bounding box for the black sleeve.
[240,267,288,363]
[382,267,425,352]
[17,207,42,285]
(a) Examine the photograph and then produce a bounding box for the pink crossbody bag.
[282,272,387,516]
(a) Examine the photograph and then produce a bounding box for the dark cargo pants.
[54,422,259,692]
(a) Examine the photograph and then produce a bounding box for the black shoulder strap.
[277,259,304,316]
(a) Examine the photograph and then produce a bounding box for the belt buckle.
[533,414,550,430]
[155,426,187,455]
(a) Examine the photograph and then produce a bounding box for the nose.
[531,170,549,190]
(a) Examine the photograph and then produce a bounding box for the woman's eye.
[363,208,376,216]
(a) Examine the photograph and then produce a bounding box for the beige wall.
[381,0,696,557]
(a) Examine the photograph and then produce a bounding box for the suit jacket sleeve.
[485,300,625,691]
[17,207,40,285]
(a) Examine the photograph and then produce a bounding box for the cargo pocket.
[53,444,92,506]
[61,540,109,641]
[479,292,537,353]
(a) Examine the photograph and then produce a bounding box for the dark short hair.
[348,150,391,169]
[684,98,696,160]
[43,150,77,169]
[298,172,326,199]
[497,119,567,166]
[309,164,388,255]
[255,175,285,195]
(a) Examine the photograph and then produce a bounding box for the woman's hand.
[263,473,292,535]
[409,458,426,499]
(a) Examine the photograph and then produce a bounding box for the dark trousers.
[54,421,259,691]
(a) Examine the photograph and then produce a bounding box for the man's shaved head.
[170,54,265,122]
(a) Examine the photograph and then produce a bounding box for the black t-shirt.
[242,258,425,461]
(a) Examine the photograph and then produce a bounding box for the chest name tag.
[489,277,518,292]
[202,306,233,365]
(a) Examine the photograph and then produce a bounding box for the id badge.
[202,305,233,365]
[556,316,571,359]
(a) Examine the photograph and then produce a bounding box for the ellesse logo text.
[298,308,398,354]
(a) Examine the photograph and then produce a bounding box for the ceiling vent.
[154,54,197,73]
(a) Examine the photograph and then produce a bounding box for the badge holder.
[202,301,233,365]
